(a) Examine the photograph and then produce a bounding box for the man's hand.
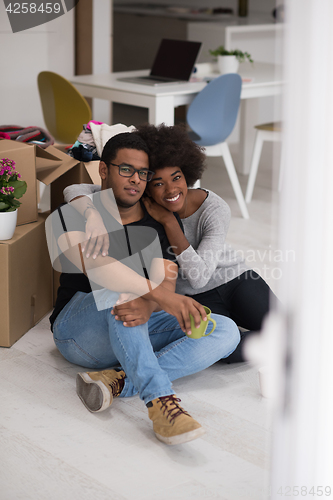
[111,293,157,327]
[81,208,109,259]
[142,196,175,225]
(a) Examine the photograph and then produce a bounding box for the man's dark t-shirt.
[49,197,181,330]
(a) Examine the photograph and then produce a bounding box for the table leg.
[238,98,260,175]
[148,96,176,126]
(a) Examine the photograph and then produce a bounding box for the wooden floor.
[0,143,280,500]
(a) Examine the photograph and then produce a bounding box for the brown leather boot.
[76,369,125,413]
[147,395,205,445]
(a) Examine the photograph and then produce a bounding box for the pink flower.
[0,186,14,195]
[0,158,21,181]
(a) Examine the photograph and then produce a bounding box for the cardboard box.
[0,140,73,226]
[1,140,100,227]
[36,145,100,212]
[0,214,53,347]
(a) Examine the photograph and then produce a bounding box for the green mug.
[187,306,216,339]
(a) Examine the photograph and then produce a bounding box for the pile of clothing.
[0,122,135,157]
[68,121,135,161]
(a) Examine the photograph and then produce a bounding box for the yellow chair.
[37,71,92,145]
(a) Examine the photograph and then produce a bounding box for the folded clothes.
[0,125,54,149]
[67,122,136,160]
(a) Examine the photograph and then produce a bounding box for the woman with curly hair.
[64,123,276,362]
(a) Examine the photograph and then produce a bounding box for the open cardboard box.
[36,145,101,212]
[1,139,101,226]
[0,214,53,347]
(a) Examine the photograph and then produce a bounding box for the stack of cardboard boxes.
[0,140,100,347]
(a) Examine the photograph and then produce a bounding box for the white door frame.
[270,0,333,494]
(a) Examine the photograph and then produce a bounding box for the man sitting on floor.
[47,133,239,445]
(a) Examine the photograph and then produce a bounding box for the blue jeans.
[53,289,240,404]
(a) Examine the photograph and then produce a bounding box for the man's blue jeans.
[53,289,240,405]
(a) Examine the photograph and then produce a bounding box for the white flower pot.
[0,209,18,240]
[217,55,239,74]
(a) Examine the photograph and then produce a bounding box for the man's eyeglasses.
[109,162,155,182]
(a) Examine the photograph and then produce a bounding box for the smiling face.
[147,166,188,216]
[100,148,149,209]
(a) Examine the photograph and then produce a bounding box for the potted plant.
[209,46,253,74]
[0,158,27,240]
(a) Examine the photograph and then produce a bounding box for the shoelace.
[157,395,190,424]
[109,373,125,397]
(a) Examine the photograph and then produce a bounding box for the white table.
[70,62,283,174]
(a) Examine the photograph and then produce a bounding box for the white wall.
[114,0,277,16]
[189,22,284,64]
[0,3,74,128]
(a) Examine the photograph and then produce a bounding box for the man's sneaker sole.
[76,372,112,413]
[154,426,206,445]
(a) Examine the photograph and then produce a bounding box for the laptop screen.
[150,39,202,81]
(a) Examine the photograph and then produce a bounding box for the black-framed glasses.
[109,162,155,182]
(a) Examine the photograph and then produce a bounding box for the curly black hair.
[101,132,149,166]
[134,123,206,187]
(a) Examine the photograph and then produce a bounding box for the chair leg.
[278,141,285,192]
[221,142,249,219]
[245,130,264,203]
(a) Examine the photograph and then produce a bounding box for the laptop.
[118,39,202,86]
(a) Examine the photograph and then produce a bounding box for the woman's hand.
[81,208,109,259]
[111,293,157,327]
[142,196,175,225]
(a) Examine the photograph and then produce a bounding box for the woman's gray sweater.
[63,185,247,296]
[175,189,247,295]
